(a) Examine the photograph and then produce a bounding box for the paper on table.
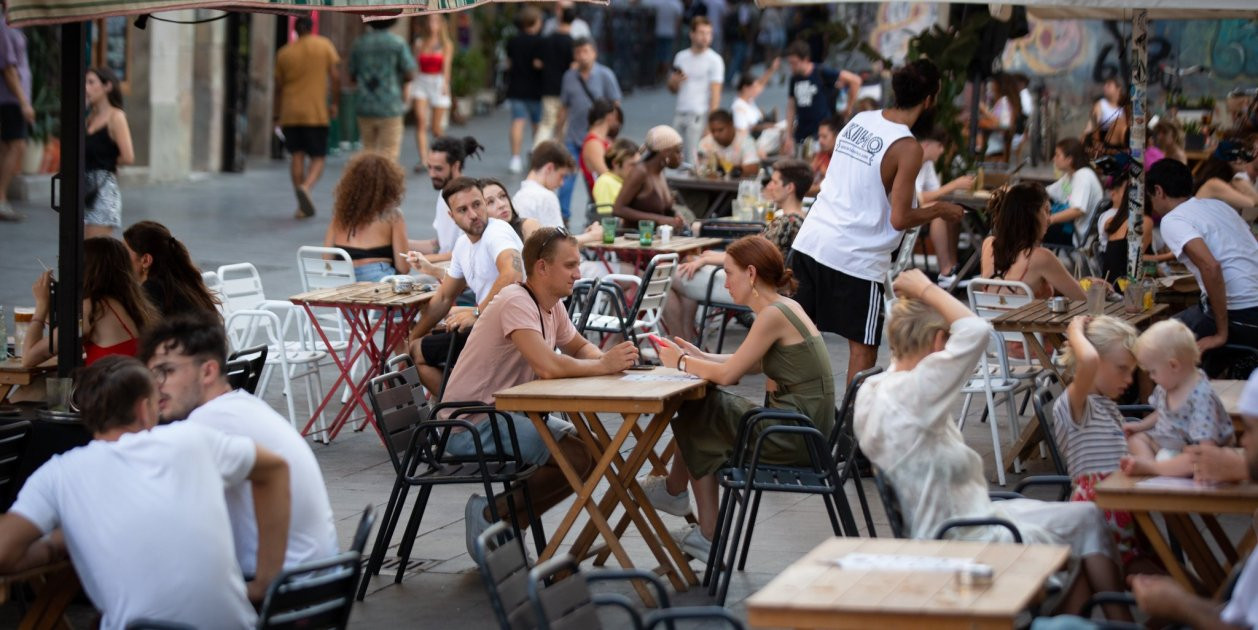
[1135,476,1219,490]
[833,553,981,572]
[620,373,702,382]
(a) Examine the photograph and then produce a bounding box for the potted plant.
[450,46,489,124]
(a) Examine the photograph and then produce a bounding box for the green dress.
[673,301,836,477]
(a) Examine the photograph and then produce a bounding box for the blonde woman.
[410,13,453,172]
[856,269,1128,619]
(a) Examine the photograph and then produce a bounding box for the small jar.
[1049,296,1070,313]
[957,563,994,588]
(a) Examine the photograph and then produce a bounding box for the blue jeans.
[558,139,583,222]
[354,261,396,282]
[726,40,749,83]
[445,412,575,467]
[509,99,542,124]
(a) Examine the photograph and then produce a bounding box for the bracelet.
[677,355,687,373]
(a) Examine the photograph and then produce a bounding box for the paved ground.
[0,75,1244,628]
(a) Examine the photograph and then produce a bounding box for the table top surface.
[585,236,725,254]
[1094,471,1258,514]
[991,299,1167,333]
[745,538,1069,628]
[939,190,996,209]
[289,282,436,308]
[665,176,742,191]
[0,357,55,374]
[494,368,707,414]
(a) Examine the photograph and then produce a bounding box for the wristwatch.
[473,306,480,318]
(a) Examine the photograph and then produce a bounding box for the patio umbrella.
[7,0,603,376]
[756,0,1257,281]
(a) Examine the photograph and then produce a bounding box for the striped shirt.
[1051,393,1127,477]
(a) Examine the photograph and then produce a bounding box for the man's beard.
[431,176,447,191]
[910,106,936,138]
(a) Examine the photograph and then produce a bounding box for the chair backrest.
[527,555,603,630]
[474,520,536,630]
[1031,382,1070,477]
[256,552,359,630]
[216,263,269,314]
[967,278,1036,348]
[831,366,884,459]
[227,345,268,394]
[0,421,31,509]
[366,369,429,476]
[296,246,356,292]
[698,219,765,244]
[350,504,375,555]
[889,225,923,277]
[566,278,604,333]
[872,467,908,539]
[578,282,632,338]
[202,271,226,317]
[630,253,679,326]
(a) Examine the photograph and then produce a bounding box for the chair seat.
[583,314,650,333]
[718,464,835,494]
[961,376,1023,392]
[975,362,1043,380]
[404,460,538,485]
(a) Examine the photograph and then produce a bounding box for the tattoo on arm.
[510,252,524,275]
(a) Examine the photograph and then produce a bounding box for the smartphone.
[647,333,666,350]
[628,364,655,371]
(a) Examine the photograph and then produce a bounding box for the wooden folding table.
[0,357,56,403]
[746,538,1069,629]
[0,560,79,630]
[1094,471,1258,596]
[493,369,706,604]
[991,299,1168,473]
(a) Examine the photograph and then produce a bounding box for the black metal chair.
[1203,343,1258,380]
[356,369,543,600]
[0,420,31,510]
[256,552,360,630]
[350,504,376,556]
[872,467,1024,542]
[703,367,884,605]
[226,344,267,394]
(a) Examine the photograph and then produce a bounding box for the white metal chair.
[579,254,679,349]
[957,328,1032,486]
[202,271,225,317]
[296,246,356,346]
[224,308,328,432]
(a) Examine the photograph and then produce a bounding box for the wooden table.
[745,538,1069,629]
[0,560,80,630]
[666,175,740,219]
[585,236,725,272]
[494,369,707,603]
[0,358,56,402]
[991,299,1169,473]
[1094,471,1258,596]
[289,283,433,443]
[1212,379,1248,436]
[1153,274,1201,314]
[940,190,996,211]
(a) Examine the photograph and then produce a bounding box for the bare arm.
[1033,248,1087,301]
[329,63,342,116]
[611,168,681,228]
[1181,238,1230,351]
[918,174,976,205]
[245,445,291,603]
[658,307,792,384]
[1064,315,1099,422]
[110,111,134,166]
[1131,574,1242,630]
[1199,178,1258,211]
[409,273,466,340]
[837,69,862,119]
[783,98,796,153]
[667,69,684,94]
[1,66,32,122]
[391,212,412,274]
[583,140,609,178]
[555,106,568,142]
[511,329,636,379]
[0,515,64,574]
[480,249,523,313]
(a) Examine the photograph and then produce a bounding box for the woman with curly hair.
[23,237,159,367]
[123,220,219,317]
[981,182,1087,301]
[323,152,412,281]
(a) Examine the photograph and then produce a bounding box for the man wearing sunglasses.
[443,226,638,556]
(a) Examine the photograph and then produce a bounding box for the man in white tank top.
[791,59,964,383]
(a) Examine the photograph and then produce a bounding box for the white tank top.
[792,109,914,281]
[1096,98,1121,131]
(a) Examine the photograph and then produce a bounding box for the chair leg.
[735,490,763,572]
[1005,391,1024,474]
[957,392,974,431]
[829,481,861,537]
[357,480,411,600]
[984,386,1006,486]
[717,484,756,605]
[716,313,731,354]
[517,481,548,557]
[393,485,434,584]
[852,470,877,537]
[696,302,711,347]
[706,485,738,594]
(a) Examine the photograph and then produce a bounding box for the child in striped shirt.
[1052,314,1140,564]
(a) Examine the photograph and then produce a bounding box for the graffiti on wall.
[867,2,941,64]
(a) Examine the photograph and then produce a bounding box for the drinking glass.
[600,217,618,244]
[638,220,655,246]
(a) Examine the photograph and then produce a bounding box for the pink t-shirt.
[442,284,578,417]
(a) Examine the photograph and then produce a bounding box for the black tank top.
[85,125,120,172]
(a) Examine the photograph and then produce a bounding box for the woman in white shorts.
[411,14,453,172]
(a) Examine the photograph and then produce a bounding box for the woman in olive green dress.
[651,235,836,559]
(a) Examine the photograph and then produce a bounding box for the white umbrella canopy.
[756,0,1257,279]
[3,0,539,27]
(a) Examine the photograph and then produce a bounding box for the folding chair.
[957,329,1034,486]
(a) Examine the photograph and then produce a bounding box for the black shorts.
[419,329,471,368]
[791,251,884,347]
[0,104,29,141]
[282,125,329,157]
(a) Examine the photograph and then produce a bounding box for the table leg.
[1134,511,1202,594]
[299,303,374,440]
[1167,514,1226,593]
[18,567,80,630]
[1201,513,1239,567]
[1001,332,1061,473]
[322,306,389,442]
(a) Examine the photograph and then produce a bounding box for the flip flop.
[295,187,316,218]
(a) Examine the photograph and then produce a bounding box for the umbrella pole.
[1126,9,1148,281]
[56,22,85,377]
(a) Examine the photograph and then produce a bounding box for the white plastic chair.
[580,253,679,348]
[224,308,328,433]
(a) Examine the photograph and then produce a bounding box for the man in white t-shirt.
[697,108,759,178]
[1045,137,1104,247]
[0,356,291,629]
[512,140,575,228]
[443,227,637,557]
[790,59,963,383]
[1127,372,1258,628]
[1147,158,1258,350]
[667,17,723,165]
[140,313,339,577]
[407,177,525,394]
[411,135,485,259]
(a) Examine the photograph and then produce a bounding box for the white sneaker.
[639,475,691,517]
[464,494,492,558]
[676,524,711,562]
[936,273,957,291]
[508,155,523,174]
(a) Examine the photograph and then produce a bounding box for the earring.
[752,285,760,299]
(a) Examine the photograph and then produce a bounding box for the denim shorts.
[354,261,396,282]
[509,99,543,124]
[445,412,574,467]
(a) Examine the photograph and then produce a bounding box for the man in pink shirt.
[443,226,638,555]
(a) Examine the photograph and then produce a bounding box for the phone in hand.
[647,334,666,350]
[627,364,655,371]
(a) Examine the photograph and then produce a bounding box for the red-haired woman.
[647,235,836,559]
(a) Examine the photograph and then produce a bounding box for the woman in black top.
[84,67,134,238]
[122,221,219,318]
[323,152,412,282]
